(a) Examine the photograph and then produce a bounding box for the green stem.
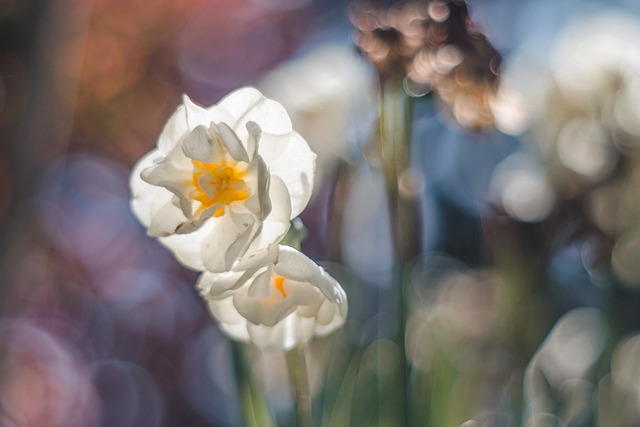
[378,77,419,426]
[231,342,275,427]
[285,345,313,427]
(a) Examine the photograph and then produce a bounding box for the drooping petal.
[274,245,323,282]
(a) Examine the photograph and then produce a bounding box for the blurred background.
[2,0,640,426]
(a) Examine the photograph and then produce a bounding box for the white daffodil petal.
[158,104,190,154]
[258,132,316,217]
[215,122,250,163]
[181,125,213,162]
[256,157,271,220]
[216,88,293,137]
[232,246,277,272]
[246,268,272,298]
[244,175,291,255]
[207,297,248,329]
[274,245,321,281]
[183,94,213,129]
[200,213,256,273]
[224,213,258,270]
[245,121,261,160]
[130,149,166,226]
[147,201,187,237]
[219,321,251,343]
[198,245,348,350]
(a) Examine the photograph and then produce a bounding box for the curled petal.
[214,122,250,163]
[130,148,166,227]
[245,121,261,160]
[274,245,323,281]
[243,175,291,255]
[181,125,215,162]
[197,245,348,350]
[258,132,316,217]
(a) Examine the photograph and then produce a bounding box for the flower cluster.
[130,87,347,350]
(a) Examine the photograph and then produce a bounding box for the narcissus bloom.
[130,88,316,272]
[197,245,348,350]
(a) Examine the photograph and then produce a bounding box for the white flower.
[197,245,348,350]
[130,88,316,272]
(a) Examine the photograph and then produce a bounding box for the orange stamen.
[274,275,287,299]
[190,160,249,215]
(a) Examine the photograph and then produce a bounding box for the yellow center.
[191,160,249,217]
[273,275,287,299]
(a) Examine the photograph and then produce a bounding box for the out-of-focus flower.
[494,12,640,288]
[257,44,376,190]
[197,245,347,350]
[350,0,501,130]
[130,87,316,272]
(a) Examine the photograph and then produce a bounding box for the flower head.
[197,245,348,350]
[130,87,316,272]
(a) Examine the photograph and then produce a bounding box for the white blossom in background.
[197,245,348,350]
[257,44,375,190]
[130,88,316,272]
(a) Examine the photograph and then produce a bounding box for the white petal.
[246,268,272,298]
[259,132,316,217]
[247,315,304,350]
[313,269,348,307]
[159,219,215,271]
[214,87,293,139]
[147,200,188,237]
[198,269,265,302]
[183,94,213,129]
[274,246,321,281]
[214,122,249,163]
[207,297,250,341]
[232,246,278,272]
[219,321,251,344]
[235,284,296,327]
[244,175,291,255]
[181,125,214,162]
[200,213,256,273]
[157,104,190,153]
[130,148,166,227]
[245,121,261,160]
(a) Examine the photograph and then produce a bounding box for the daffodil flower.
[197,245,348,350]
[130,88,316,272]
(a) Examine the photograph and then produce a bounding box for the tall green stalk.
[285,345,313,427]
[377,77,420,426]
